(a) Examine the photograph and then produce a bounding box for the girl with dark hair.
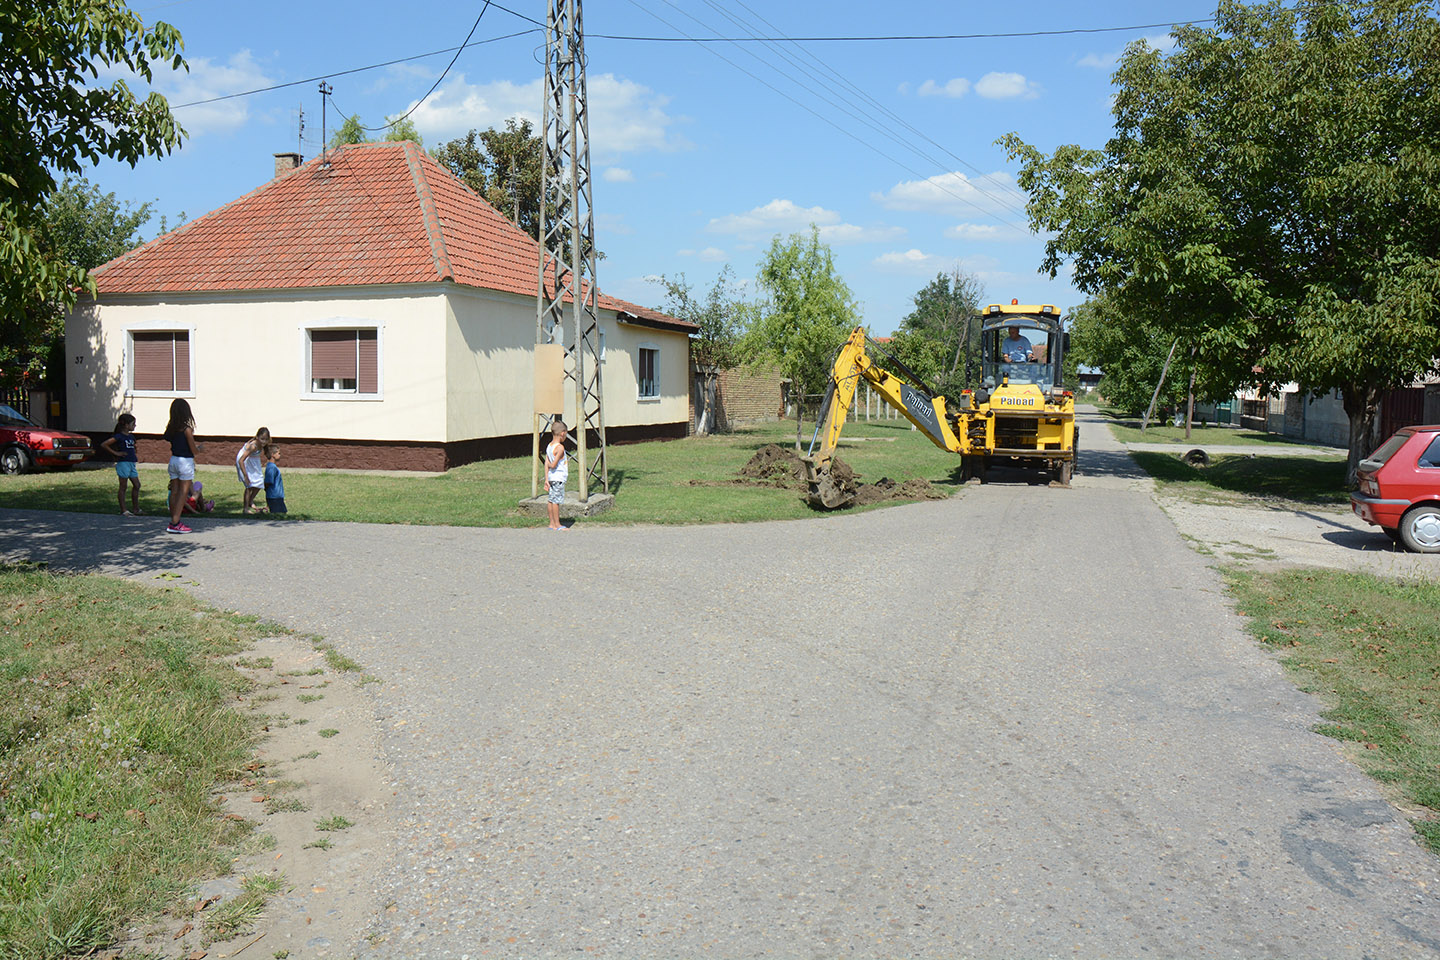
[162,399,204,533]
[99,413,141,516]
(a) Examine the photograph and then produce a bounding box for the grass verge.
[1095,407,1331,448]
[1227,567,1440,852]
[0,562,271,958]
[1,420,963,527]
[1132,450,1350,506]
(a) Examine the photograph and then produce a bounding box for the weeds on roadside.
[203,873,285,943]
[314,815,353,831]
[1228,567,1440,852]
[0,564,271,958]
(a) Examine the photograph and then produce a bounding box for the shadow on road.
[1321,528,1407,553]
[1079,447,1150,480]
[0,510,219,576]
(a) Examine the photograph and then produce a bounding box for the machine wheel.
[0,446,32,475]
[1072,427,1080,476]
[1058,459,1073,486]
[1397,504,1440,554]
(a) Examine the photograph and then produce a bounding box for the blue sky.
[90,0,1203,333]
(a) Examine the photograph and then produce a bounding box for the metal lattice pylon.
[533,0,606,501]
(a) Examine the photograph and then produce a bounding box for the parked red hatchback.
[1350,424,1440,553]
[0,404,93,474]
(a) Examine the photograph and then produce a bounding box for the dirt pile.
[736,444,946,505]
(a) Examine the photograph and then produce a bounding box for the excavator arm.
[802,327,966,508]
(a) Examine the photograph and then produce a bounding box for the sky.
[86,0,1205,334]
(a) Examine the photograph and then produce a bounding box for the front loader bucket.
[803,457,855,510]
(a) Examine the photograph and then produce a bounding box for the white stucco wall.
[65,287,448,441]
[441,288,691,442]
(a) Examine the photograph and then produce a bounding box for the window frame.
[124,326,195,398]
[637,342,660,401]
[300,320,384,401]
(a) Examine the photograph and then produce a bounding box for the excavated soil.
[736,443,947,505]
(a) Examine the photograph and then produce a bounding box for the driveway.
[2,409,1437,958]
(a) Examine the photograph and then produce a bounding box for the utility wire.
[357,0,492,132]
[479,1,1215,42]
[626,0,1029,231]
[169,27,536,110]
[694,0,1030,221]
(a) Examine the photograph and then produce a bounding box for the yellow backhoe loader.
[802,300,1078,508]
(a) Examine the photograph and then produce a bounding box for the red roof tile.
[92,141,695,333]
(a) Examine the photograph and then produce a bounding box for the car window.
[1361,432,1411,469]
[1419,434,1440,469]
[0,404,36,428]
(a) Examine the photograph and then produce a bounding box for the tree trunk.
[692,366,718,437]
[1341,382,1384,487]
[1184,345,1197,440]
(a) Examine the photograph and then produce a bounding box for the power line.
[169,27,538,111]
[478,1,1215,42]
[359,1,492,133]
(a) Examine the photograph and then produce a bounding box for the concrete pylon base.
[517,492,616,519]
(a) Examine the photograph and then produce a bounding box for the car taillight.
[1361,479,1379,496]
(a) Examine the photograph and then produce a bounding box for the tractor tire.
[1398,504,1440,554]
[0,446,32,475]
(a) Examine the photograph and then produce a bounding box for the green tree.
[383,116,423,147]
[1,0,185,385]
[1001,0,1440,481]
[744,227,860,448]
[885,268,985,400]
[653,266,748,435]
[432,119,544,238]
[329,114,368,148]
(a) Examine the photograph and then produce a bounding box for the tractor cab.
[979,301,1066,392]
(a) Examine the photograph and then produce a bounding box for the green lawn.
[1131,451,1350,506]
[1,420,966,526]
[1101,414,1337,448]
[1228,567,1440,852]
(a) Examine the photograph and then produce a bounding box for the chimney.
[272,152,302,179]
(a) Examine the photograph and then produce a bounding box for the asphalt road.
[3,409,1438,958]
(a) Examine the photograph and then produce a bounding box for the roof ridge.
[400,141,454,283]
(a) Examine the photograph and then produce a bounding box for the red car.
[1350,424,1440,553]
[0,403,94,474]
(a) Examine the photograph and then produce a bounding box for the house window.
[638,344,659,399]
[308,329,378,395]
[129,330,191,393]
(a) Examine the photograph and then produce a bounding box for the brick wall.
[715,365,786,424]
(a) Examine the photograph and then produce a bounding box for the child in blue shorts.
[263,444,287,514]
[100,413,141,516]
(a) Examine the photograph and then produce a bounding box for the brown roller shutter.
[173,333,190,391]
[133,332,177,391]
[357,330,378,394]
[311,330,357,379]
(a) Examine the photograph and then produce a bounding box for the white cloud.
[678,246,728,262]
[706,199,841,239]
[975,71,1040,100]
[603,167,635,183]
[1080,33,1176,70]
[873,249,956,275]
[706,199,902,246]
[407,73,687,161]
[918,78,971,99]
[1077,52,1118,70]
[127,49,272,135]
[945,222,1031,242]
[873,170,1026,221]
[818,223,906,245]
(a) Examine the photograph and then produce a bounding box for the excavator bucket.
[803,458,855,509]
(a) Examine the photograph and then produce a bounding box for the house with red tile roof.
[64,141,696,471]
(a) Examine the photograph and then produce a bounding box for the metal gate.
[1381,387,1425,439]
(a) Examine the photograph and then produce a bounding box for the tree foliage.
[432,120,544,239]
[744,227,859,446]
[329,114,367,148]
[885,268,985,400]
[653,266,746,370]
[1000,0,1440,479]
[1,0,185,384]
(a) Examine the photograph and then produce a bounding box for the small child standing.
[545,420,568,530]
[263,444,287,515]
[236,427,271,514]
[99,413,141,516]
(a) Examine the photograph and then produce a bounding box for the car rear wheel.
[1397,504,1440,554]
[1,446,33,475]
